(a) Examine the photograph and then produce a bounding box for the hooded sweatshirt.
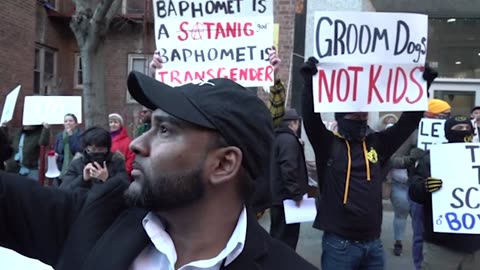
[301,71,423,241]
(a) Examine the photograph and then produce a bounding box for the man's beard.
[124,165,205,212]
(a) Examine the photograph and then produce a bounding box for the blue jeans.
[322,232,385,270]
[390,181,410,241]
[409,199,424,270]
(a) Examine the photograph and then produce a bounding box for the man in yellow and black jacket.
[300,57,437,270]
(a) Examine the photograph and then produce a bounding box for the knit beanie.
[108,113,124,126]
[444,115,474,143]
[428,99,451,114]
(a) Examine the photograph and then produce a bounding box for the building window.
[122,0,145,14]
[127,54,153,103]
[74,53,83,89]
[34,45,57,95]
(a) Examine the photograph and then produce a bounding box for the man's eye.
[159,125,168,134]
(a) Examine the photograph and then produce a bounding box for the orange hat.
[428,99,451,114]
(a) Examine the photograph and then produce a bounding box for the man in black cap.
[269,108,309,250]
[409,115,480,270]
[300,57,438,269]
[0,72,316,270]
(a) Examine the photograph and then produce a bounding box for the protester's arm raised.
[377,65,438,160]
[300,57,334,155]
[0,171,85,266]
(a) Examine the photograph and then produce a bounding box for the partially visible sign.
[23,96,82,125]
[0,85,21,124]
[431,143,480,234]
[417,118,447,150]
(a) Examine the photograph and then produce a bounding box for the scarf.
[60,130,73,178]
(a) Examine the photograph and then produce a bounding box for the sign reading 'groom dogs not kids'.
[153,0,274,87]
[312,12,429,112]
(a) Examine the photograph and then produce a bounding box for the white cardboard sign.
[0,85,21,124]
[22,96,82,125]
[152,0,274,87]
[431,143,480,234]
[312,12,429,112]
[417,118,447,151]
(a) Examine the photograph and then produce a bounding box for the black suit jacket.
[0,172,317,270]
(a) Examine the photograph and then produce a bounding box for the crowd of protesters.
[1,49,479,270]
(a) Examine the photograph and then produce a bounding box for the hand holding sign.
[150,52,163,70]
[423,63,439,93]
[300,57,319,78]
[268,47,281,72]
[425,177,443,193]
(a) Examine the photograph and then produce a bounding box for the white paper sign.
[417,118,447,150]
[0,247,53,270]
[152,0,274,87]
[0,85,21,124]
[283,197,317,224]
[312,12,429,112]
[23,96,82,125]
[431,143,480,234]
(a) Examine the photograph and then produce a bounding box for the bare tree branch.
[92,0,115,24]
[105,0,122,25]
[71,0,87,11]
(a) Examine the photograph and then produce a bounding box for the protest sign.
[431,143,480,234]
[417,118,447,151]
[311,12,428,112]
[152,0,274,87]
[23,96,82,125]
[0,85,21,125]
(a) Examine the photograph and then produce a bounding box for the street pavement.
[258,200,415,270]
[0,201,413,270]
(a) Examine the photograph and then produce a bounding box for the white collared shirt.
[130,207,247,270]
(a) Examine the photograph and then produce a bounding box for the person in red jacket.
[109,113,135,178]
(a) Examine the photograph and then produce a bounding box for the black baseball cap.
[127,71,274,180]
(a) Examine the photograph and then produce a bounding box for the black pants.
[269,205,300,250]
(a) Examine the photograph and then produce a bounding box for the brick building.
[0,0,302,134]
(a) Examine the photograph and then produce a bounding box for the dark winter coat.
[302,70,423,241]
[0,171,318,270]
[409,153,480,253]
[59,152,127,191]
[54,129,83,171]
[4,126,50,172]
[270,126,309,205]
[0,128,13,171]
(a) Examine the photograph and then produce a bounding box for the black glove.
[409,147,425,160]
[300,57,319,77]
[423,63,438,94]
[425,177,442,193]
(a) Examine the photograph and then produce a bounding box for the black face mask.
[84,151,111,165]
[337,118,368,141]
[445,130,473,143]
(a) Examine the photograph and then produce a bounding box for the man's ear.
[205,146,243,186]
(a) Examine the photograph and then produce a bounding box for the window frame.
[127,53,154,103]
[74,53,83,89]
[34,44,57,95]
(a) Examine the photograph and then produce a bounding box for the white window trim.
[127,53,153,103]
[74,53,83,89]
